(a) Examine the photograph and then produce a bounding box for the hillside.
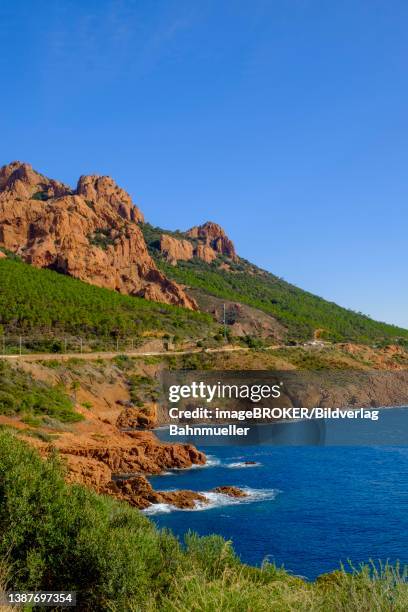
[0,256,216,350]
[0,160,406,348]
[142,223,408,345]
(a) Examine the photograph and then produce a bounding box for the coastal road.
[0,345,280,363]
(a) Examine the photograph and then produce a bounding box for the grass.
[21,428,59,442]
[0,432,405,611]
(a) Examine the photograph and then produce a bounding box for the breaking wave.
[192,455,221,468]
[143,487,279,516]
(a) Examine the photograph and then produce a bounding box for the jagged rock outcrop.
[54,429,210,509]
[106,478,248,510]
[116,404,157,430]
[213,486,248,498]
[0,160,70,199]
[186,221,237,261]
[106,475,207,509]
[108,477,251,509]
[76,174,144,224]
[159,221,236,265]
[58,430,206,477]
[195,242,217,263]
[159,233,217,265]
[0,161,196,309]
[159,234,194,265]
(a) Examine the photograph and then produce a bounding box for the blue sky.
[1,1,407,327]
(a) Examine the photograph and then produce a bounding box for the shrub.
[31,191,49,201]
[0,433,181,609]
[0,361,83,423]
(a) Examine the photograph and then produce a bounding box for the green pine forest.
[0,256,214,344]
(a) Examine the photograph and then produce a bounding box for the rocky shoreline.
[4,356,407,512]
[53,430,210,509]
[105,477,247,510]
[56,432,249,510]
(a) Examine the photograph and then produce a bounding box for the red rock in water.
[212,485,247,497]
[107,476,208,510]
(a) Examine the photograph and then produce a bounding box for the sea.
[147,408,408,580]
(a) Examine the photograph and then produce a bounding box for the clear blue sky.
[1,1,407,328]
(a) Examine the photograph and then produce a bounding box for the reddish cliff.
[186,221,237,261]
[159,234,194,265]
[158,221,236,265]
[0,161,196,309]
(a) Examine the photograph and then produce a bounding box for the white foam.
[200,487,278,510]
[143,503,178,515]
[226,461,262,469]
[191,455,221,469]
[143,487,279,515]
[164,455,221,473]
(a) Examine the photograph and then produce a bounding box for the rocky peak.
[76,175,144,223]
[187,221,225,240]
[158,221,237,266]
[0,161,70,199]
[186,221,237,261]
[0,161,35,189]
[0,161,195,310]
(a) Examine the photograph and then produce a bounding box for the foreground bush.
[0,433,406,611]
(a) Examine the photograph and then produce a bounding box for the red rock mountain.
[159,221,238,265]
[0,162,196,309]
[186,221,237,261]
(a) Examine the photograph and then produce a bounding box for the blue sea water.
[148,415,408,579]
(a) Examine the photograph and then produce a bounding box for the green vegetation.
[31,190,50,201]
[141,222,189,255]
[113,356,160,406]
[0,361,82,423]
[154,254,407,346]
[141,223,408,344]
[163,258,408,343]
[270,347,352,370]
[87,227,116,250]
[128,374,159,405]
[0,258,216,346]
[0,432,405,611]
